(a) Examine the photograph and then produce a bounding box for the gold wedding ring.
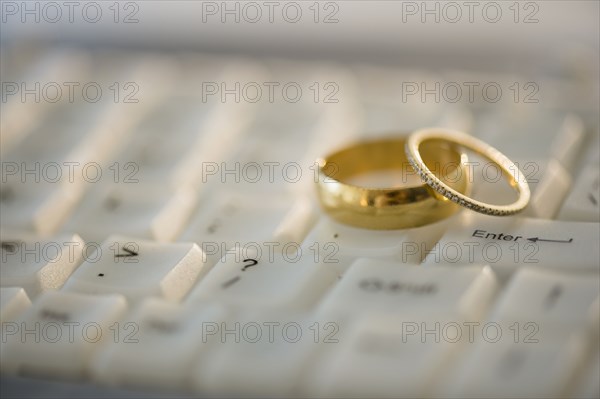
[405,128,530,216]
[315,136,471,229]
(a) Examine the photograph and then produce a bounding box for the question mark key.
[186,247,337,309]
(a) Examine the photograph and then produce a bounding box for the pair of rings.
[315,128,530,230]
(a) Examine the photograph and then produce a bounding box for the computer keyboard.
[1,45,599,398]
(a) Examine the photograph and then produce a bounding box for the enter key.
[421,213,599,273]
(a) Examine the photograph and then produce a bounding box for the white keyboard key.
[107,96,218,190]
[353,65,444,117]
[4,59,170,188]
[1,62,173,234]
[180,63,265,189]
[1,49,90,155]
[192,62,353,195]
[229,96,322,156]
[179,102,258,189]
[448,331,589,398]
[175,52,245,94]
[469,157,556,215]
[193,311,324,397]
[220,138,317,195]
[0,287,31,323]
[525,159,572,219]
[308,315,459,398]
[551,114,586,172]
[0,105,113,231]
[4,101,118,169]
[360,100,443,135]
[62,236,206,302]
[12,56,173,187]
[558,164,600,222]
[93,298,227,391]
[0,181,82,235]
[355,67,442,134]
[273,199,320,245]
[317,258,498,320]
[437,106,474,133]
[218,84,360,195]
[0,233,85,297]
[301,67,363,167]
[62,186,197,243]
[489,268,600,327]
[182,192,316,266]
[62,99,175,192]
[476,110,576,161]
[187,247,337,310]
[0,291,127,379]
[422,213,600,274]
[303,217,452,273]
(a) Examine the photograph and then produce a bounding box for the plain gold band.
[315,136,472,230]
[405,128,531,216]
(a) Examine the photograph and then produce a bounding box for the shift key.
[421,213,599,272]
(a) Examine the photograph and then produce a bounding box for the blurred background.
[2,0,599,68]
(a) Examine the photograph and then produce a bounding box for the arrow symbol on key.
[114,246,139,257]
[527,237,573,244]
